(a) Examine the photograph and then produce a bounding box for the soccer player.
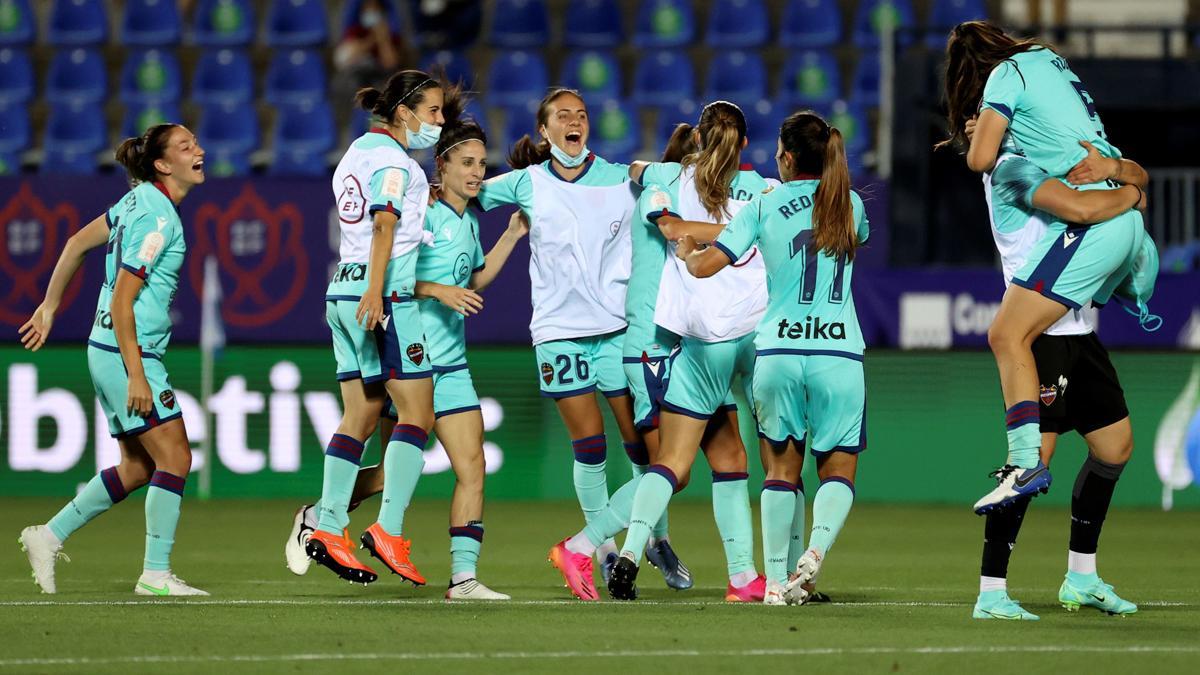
[18,124,208,596]
[941,21,1151,512]
[303,70,447,586]
[628,111,869,607]
[972,144,1149,619]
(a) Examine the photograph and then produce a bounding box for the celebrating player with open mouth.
[19,124,209,596]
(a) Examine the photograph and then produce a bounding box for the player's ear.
[153,156,172,176]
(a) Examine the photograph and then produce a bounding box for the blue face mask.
[405,118,442,150]
[549,140,590,168]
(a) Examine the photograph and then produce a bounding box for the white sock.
[596,538,618,562]
[140,568,170,579]
[1068,551,1097,576]
[302,505,318,529]
[565,532,596,556]
[729,570,758,588]
[450,571,474,585]
[648,536,669,548]
[41,525,63,547]
[979,575,1007,593]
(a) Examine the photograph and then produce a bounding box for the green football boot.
[1058,575,1137,616]
[972,589,1040,620]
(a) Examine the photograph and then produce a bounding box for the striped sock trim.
[648,464,680,493]
[449,524,484,542]
[762,479,797,493]
[325,433,366,465]
[712,471,749,483]
[149,470,186,496]
[390,424,429,449]
[819,476,855,495]
[572,434,607,465]
[99,466,127,503]
[623,441,649,466]
[1005,401,1040,430]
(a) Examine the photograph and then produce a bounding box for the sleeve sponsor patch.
[380,168,407,200]
[649,188,672,209]
[138,231,165,264]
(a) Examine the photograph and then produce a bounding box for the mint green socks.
[788,482,807,571]
[316,433,367,535]
[378,424,428,536]
[449,523,484,583]
[808,477,855,558]
[144,471,186,571]
[1005,401,1041,469]
[760,480,797,585]
[624,441,669,540]
[620,466,678,563]
[712,472,756,579]
[47,466,131,542]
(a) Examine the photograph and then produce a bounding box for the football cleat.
[134,570,209,597]
[725,574,766,603]
[360,524,425,586]
[607,554,640,601]
[285,505,314,576]
[763,580,787,606]
[548,539,598,601]
[445,578,511,601]
[19,525,67,594]
[1059,576,1137,616]
[306,529,377,584]
[601,552,618,586]
[784,550,823,604]
[973,463,1052,515]
[972,589,1039,620]
[646,540,693,591]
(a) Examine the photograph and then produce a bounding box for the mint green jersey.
[625,162,770,357]
[88,182,186,358]
[715,180,870,359]
[415,200,485,369]
[981,48,1120,177]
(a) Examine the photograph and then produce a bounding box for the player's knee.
[987,322,1018,355]
[454,453,486,489]
[121,456,155,487]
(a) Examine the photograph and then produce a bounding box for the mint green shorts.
[535,331,629,399]
[384,365,480,421]
[752,353,866,457]
[661,334,751,420]
[87,344,183,438]
[623,325,680,430]
[325,294,431,383]
[1012,210,1143,309]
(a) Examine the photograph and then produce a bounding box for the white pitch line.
[1,645,1198,668]
[0,598,1190,608]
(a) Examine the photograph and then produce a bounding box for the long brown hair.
[354,69,443,126]
[660,122,697,163]
[780,111,857,261]
[114,123,180,186]
[939,21,1047,151]
[680,101,745,220]
[508,88,583,169]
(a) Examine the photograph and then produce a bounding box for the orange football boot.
[360,523,426,586]
[306,529,378,584]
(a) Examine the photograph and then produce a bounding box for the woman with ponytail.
[19,124,209,596]
[675,110,870,606]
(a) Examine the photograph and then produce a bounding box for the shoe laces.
[988,464,1018,482]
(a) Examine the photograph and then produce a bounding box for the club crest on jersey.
[609,220,621,237]
[159,389,176,410]
[541,362,554,385]
[406,343,425,366]
[454,252,472,284]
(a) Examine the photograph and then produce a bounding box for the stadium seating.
[0,47,33,104]
[705,0,769,48]
[420,50,475,88]
[563,0,624,48]
[0,0,35,46]
[704,50,767,102]
[779,0,841,48]
[0,102,29,173]
[743,97,788,174]
[632,50,695,107]
[265,49,327,106]
[191,0,255,47]
[490,0,550,49]
[122,100,183,138]
[191,48,254,106]
[851,52,881,107]
[633,0,696,48]
[561,50,622,100]
[780,49,841,107]
[828,98,870,158]
[853,0,916,47]
[270,101,334,175]
[121,0,182,47]
[652,97,701,152]
[926,0,986,47]
[487,50,549,108]
[43,100,105,174]
[119,49,182,104]
[589,98,637,162]
[48,0,108,46]
[46,48,106,105]
[198,102,257,175]
[339,0,403,36]
[265,0,328,48]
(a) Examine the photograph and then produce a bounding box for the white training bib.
[526,165,634,345]
[331,132,430,264]
[654,166,767,342]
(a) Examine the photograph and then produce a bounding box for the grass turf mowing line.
[0,499,1196,674]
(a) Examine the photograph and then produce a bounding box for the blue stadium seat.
[191,48,253,106]
[122,0,182,46]
[271,101,334,175]
[490,0,550,49]
[705,0,768,48]
[47,0,108,46]
[420,50,474,88]
[633,0,695,48]
[122,101,183,138]
[851,53,881,107]
[192,0,255,47]
[198,102,257,176]
[853,0,916,48]
[589,98,636,163]
[265,49,326,105]
[563,0,624,48]
[0,48,33,104]
[780,49,841,107]
[926,0,986,47]
[265,0,329,48]
[486,50,548,108]
[499,103,537,152]
[339,0,402,35]
[704,50,766,102]
[779,0,840,48]
[204,149,251,176]
[652,97,700,154]
[561,50,621,100]
[0,0,35,46]
[120,49,182,104]
[0,102,30,173]
[43,100,104,174]
[828,98,870,158]
[632,50,694,107]
[46,48,106,105]
[743,97,787,147]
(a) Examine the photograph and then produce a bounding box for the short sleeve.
[990,156,1052,209]
[641,162,682,188]
[639,184,679,225]
[478,169,533,212]
[714,199,762,263]
[119,213,172,279]
[981,60,1024,121]
[368,166,408,217]
[470,220,486,273]
[852,192,870,245]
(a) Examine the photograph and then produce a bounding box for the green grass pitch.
[1,498,1197,673]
